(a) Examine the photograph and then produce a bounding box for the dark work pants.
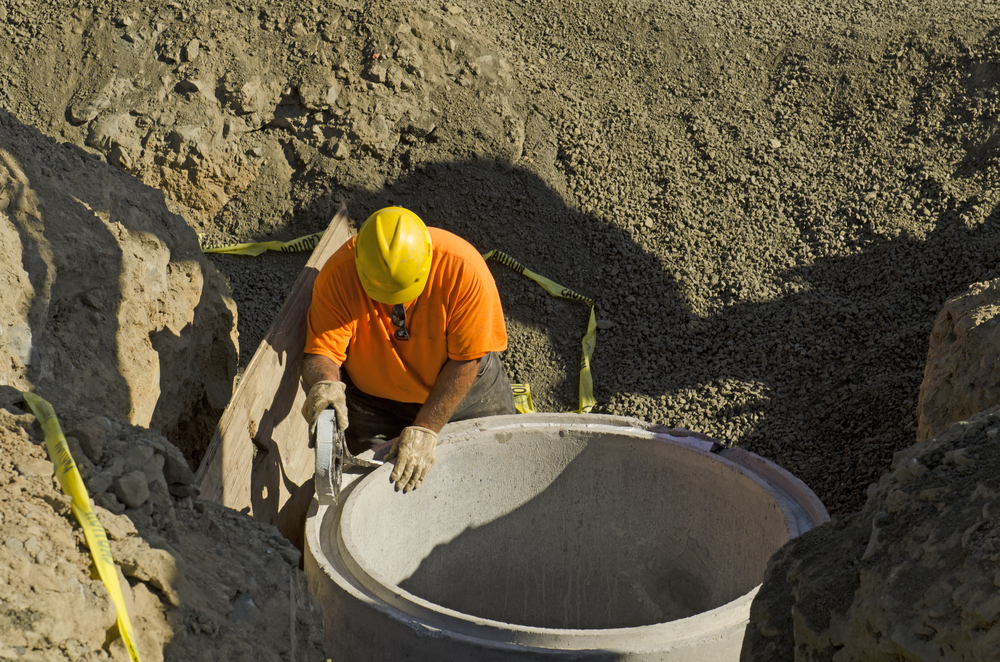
[343,352,516,454]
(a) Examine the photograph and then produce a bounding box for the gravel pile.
[332,0,1000,514]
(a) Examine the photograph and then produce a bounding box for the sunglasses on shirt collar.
[391,303,409,341]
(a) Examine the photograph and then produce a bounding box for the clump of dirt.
[0,389,325,662]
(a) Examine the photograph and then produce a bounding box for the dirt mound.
[0,392,325,662]
[742,405,1000,660]
[918,279,1000,442]
[0,110,237,467]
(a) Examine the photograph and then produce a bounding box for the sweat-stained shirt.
[304,227,508,404]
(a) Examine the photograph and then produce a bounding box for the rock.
[743,406,1000,660]
[368,64,388,84]
[17,457,54,478]
[298,71,341,110]
[147,479,175,521]
[87,470,114,495]
[162,449,196,486]
[114,470,150,508]
[68,93,111,125]
[184,38,200,61]
[398,116,436,138]
[67,421,105,463]
[387,66,404,90]
[142,452,168,489]
[169,484,200,499]
[230,593,260,621]
[122,445,155,473]
[371,114,390,137]
[331,140,350,160]
[106,454,126,478]
[94,505,138,540]
[112,537,183,606]
[95,491,127,514]
[917,280,1000,442]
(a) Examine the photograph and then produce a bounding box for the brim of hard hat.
[358,271,428,305]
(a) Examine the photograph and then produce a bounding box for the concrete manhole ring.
[305,413,828,660]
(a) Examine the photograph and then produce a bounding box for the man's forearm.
[413,358,480,433]
[302,353,341,392]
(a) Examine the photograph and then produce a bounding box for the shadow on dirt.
[286,153,1000,514]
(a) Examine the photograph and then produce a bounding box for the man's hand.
[388,426,438,493]
[301,380,348,434]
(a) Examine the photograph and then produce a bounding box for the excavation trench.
[305,413,828,660]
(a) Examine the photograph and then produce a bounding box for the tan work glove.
[301,380,348,434]
[388,426,437,493]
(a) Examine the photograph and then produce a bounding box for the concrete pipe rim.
[314,413,829,652]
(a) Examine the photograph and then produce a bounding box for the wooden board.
[195,204,354,549]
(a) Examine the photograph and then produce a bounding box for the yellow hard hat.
[354,207,433,304]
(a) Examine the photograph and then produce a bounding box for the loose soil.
[3,0,1000,658]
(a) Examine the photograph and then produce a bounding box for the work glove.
[388,426,437,493]
[301,380,349,435]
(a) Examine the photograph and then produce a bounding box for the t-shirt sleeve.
[444,257,508,361]
[304,263,354,365]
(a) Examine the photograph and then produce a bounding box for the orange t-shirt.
[304,228,508,404]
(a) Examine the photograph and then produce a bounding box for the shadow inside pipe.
[365,435,789,632]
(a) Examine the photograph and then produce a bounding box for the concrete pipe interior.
[306,414,828,659]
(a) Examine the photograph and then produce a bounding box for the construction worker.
[300,207,516,493]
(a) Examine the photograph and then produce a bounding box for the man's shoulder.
[319,235,359,280]
[429,228,485,265]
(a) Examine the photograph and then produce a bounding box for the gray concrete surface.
[305,414,828,660]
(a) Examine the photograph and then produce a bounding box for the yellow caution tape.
[510,384,535,414]
[483,250,597,414]
[197,231,324,256]
[21,393,142,662]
